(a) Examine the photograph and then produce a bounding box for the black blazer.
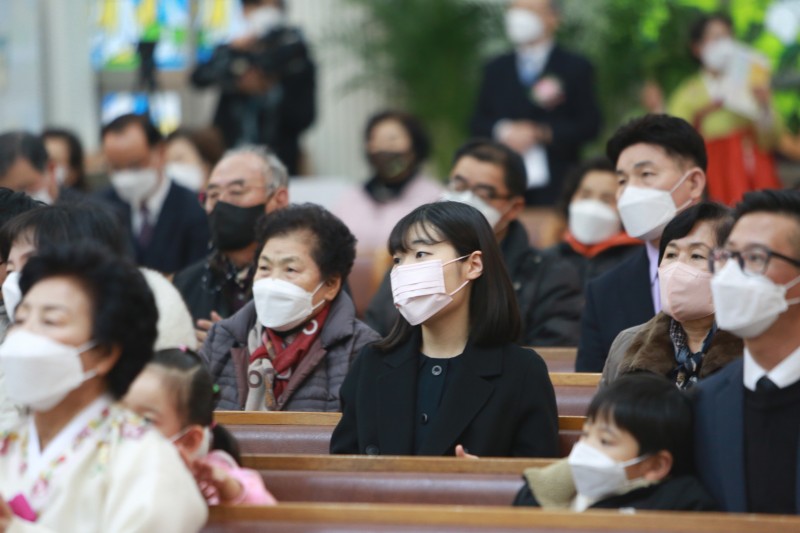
[97,181,210,273]
[693,359,800,513]
[470,46,601,206]
[330,334,559,457]
[575,248,654,372]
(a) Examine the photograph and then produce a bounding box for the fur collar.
[619,313,743,380]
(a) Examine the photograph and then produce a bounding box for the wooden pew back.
[217,412,586,458]
[203,503,800,533]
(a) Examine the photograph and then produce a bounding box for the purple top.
[646,240,662,314]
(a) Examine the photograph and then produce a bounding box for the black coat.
[191,27,315,175]
[173,255,253,323]
[513,475,717,511]
[97,181,210,273]
[364,221,583,346]
[544,241,643,292]
[470,46,601,206]
[330,333,559,457]
[575,248,654,372]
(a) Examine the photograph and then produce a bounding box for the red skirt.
[705,130,780,206]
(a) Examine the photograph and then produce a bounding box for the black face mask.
[209,201,266,251]
[367,151,416,184]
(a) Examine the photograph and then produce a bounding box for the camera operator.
[191,0,316,176]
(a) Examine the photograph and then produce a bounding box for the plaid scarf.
[668,319,717,389]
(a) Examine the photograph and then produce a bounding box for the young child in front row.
[514,373,716,511]
[124,348,276,505]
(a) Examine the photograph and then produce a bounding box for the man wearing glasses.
[365,139,582,347]
[695,189,800,514]
[174,145,289,344]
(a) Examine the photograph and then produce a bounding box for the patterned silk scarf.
[247,305,330,409]
[669,319,717,389]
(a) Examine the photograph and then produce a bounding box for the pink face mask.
[659,261,715,322]
[390,254,472,326]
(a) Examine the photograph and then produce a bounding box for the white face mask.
[30,187,54,205]
[0,329,97,412]
[568,199,622,245]
[170,425,212,461]
[701,37,735,73]
[252,278,325,332]
[440,190,503,229]
[111,168,159,207]
[505,8,545,46]
[710,261,800,339]
[2,271,22,323]
[166,162,205,193]
[390,255,471,326]
[617,171,693,241]
[54,165,68,186]
[246,6,284,37]
[568,440,649,501]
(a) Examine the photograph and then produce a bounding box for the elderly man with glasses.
[694,189,800,515]
[365,139,582,347]
[174,145,289,344]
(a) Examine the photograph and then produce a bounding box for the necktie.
[138,204,154,249]
[756,376,779,393]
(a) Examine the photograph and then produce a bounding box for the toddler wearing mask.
[124,348,276,505]
[513,374,716,511]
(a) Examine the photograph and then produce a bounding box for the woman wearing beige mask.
[602,202,743,389]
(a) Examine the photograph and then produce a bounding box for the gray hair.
[219,145,289,190]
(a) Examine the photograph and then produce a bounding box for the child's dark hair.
[587,374,693,475]
[150,348,241,464]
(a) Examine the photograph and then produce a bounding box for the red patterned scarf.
[249,305,330,399]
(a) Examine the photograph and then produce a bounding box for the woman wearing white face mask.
[0,243,206,532]
[330,201,559,457]
[602,202,743,389]
[668,13,783,205]
[546,157,642,289]
[514,374,717,512]
[163,129,224,194]
[200,203,379,412]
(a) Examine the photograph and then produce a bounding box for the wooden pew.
[534,347,577,373]
[241,454,553,506]
[203,503,800,533]
[216,411,586,458]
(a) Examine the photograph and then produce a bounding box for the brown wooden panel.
[206,503,800,533]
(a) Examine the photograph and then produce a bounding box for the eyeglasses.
[449,175,513,202]
[709,246,800,276]
[205,182,271,205]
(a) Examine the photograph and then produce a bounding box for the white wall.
[0,0,45,131]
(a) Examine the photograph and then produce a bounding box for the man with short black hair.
[694,189,800,514]
[0,131,59,204]
[366,139,582,347]
[576,114,706,372]
[98,113,209,273]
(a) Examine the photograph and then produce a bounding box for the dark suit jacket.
[575,247,654,372]
[470,46,601,206]
[97,181,210,273]
[330,333,559,457]
[693,359,800,513]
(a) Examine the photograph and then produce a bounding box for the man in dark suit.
[98,113,209,274]
[694,189,800,514]
[470,0,601,206]
[576,115,706,372]
[0,131,59,204]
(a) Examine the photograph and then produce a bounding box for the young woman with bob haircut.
[330,201,559,457]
